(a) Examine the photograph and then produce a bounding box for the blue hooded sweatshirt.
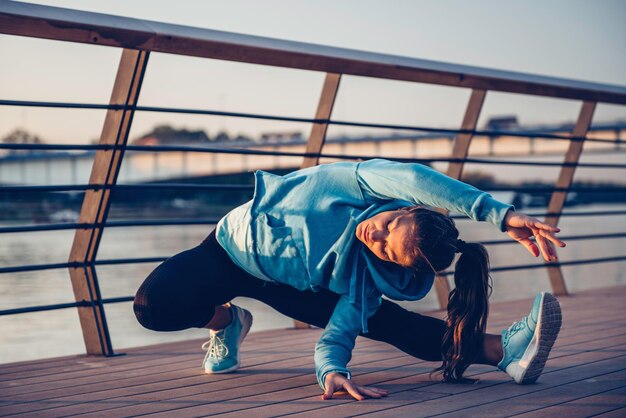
[215,158,514,389]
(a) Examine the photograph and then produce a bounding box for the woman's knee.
[133,268,168,331]
[133,260,195,332]
[133,249,221,332]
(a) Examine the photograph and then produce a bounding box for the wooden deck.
[1,286,625,417]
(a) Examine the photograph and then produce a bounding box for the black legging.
[134,230,446,362]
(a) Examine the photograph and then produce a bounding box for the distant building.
[132,125,211,145]
[260,131,304,143]
[485,116,519,131]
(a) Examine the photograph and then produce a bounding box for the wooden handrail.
[1,1,626,105]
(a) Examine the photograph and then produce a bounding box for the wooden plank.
[544,101,596,296]
[1,286,624,417]
[1,344,314,400]
[2,353,323,416]
[66,49,149,356]
[0,328,324,390]
[9,346,411,417]
[519,385,626,418]
[258,335,626,418]
[356,354,626,418]
[53,326,626,417]
[594,406,626,417]
[0,337,393,414]
[434,89,487,309]
[205,336,626,418]
[434,368,626,417]
[1,3,626,105]
[110,355,427,418]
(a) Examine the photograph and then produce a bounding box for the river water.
[1,202,625,364]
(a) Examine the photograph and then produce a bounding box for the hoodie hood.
[321,200,434,333]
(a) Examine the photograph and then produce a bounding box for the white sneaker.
[498,292,562,384]
[201,304,253,374]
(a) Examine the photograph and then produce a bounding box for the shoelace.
[201,331,229,366]
[503,317,527,346]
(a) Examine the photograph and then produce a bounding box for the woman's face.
[356,209,417,268]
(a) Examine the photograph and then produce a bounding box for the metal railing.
[1,1,625,357]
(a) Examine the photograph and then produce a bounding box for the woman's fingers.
[535,228,566,248]
[518,237,540,257]
[322,380,336,400]
[323,373,384,401]
[535,233,557,261]
[343,380,366,401]
[532,220,560,233]
[355,385,388,398]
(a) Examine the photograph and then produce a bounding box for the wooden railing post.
[543,101,596,295]
[67,49,149,355]
[293,72,341,328]
[301,73,342,169]
[434,89,487,309]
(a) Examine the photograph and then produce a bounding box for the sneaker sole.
[204,308,253,374]
[516,292,562,384]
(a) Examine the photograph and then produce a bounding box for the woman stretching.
[134,158,564,401]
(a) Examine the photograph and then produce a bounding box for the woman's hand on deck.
[322,372,388,401]
[504,211,566,261]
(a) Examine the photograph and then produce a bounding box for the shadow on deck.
[1,286,625,417]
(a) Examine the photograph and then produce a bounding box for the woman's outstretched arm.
[356,158,513,232]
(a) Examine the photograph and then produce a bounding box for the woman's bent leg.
[133,240,237,332]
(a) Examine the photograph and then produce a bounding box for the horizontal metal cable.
[0,223,87,234]
[0,219,221,234]
[0,257,166,274]
[0,300,90,316]
[3,183,626,194]
[0,99,621,144]
[484,186,626,193]
[439,255,626,275]
[478,231,626,246]
[3,210,626,235]
[102,296,135,304]
[2,255,624,316]
[0,296,133,316]
[0,262,77,274]
[2,142,626,169]
[93,257,166,266]
[450,209,626,220]
[0,184,255,192]
[106,219,221,228]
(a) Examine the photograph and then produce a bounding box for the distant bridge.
[1,122,624,185]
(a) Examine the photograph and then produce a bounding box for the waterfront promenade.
[2,3,626,416]
[1,285,625,417]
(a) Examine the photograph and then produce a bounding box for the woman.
[134,158,564,401]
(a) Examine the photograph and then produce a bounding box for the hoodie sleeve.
[356,158,514,232]
[314,294,381,390]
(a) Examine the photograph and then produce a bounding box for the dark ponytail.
[437,242,492,382]
[401,206,492,383]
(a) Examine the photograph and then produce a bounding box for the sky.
[0,0,625,143]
